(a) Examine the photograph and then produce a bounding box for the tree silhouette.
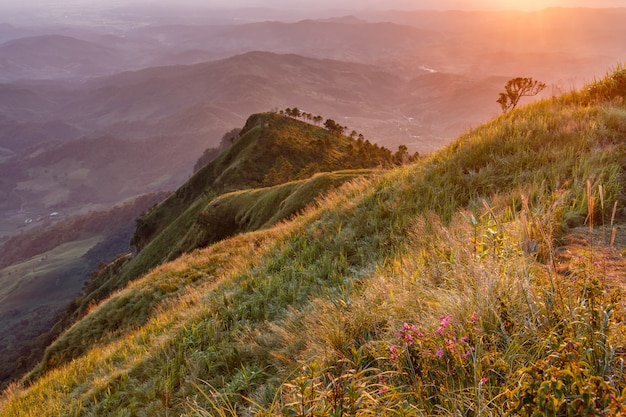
[324,119,345,136]
[393,145,409,165]
[497,77,546,113]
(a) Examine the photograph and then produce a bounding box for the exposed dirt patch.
[555,224,626,291]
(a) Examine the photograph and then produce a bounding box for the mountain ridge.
[1,66,625,416]
[21,111,400,383]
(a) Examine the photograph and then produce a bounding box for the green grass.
[0,236,102,316]
[2,66,626,416]
[40,113,391,370]
[88,112,392,300]
[29,170,375,378]
[0,236,102,388]
[51,112,395,364]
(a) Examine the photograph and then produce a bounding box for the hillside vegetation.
[1,67,626,416]
[27,112,397,380]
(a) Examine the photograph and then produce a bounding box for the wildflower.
[460,336,470,343]
[436,314,453,336]
[378,375,389,395]
[435,348,444,358]
[397,322,421,346]
[470,311,479,325]
[446,338,456,352]
[480,377,488,385]
[389,345,398,360]
[461,347,475,359]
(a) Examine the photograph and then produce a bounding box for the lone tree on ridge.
[497,77,546,113]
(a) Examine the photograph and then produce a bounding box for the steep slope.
[28,112,395,378]
[2,67,625,416]
[129,111,392,269]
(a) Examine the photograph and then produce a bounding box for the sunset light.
[494,0,548,9]
[1,1,625,415]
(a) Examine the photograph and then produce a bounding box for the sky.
[2,0,626,10]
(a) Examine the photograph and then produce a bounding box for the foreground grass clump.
[1,66,626,416]
[193,199,626,417]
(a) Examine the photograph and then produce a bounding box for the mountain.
[0,111,399,388]
[66,51,407,129]
[25,112,399,380]
[132,19,437,68]
[1,66,625,416]
[0,51,507,241]
[0,35,126,81]
[0,118,81,155]
[2,7,625,243]
[131,10,626,83]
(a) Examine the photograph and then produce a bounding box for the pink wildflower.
[436,314,453,336]
[397,323,420,347]
[435,348,444,358]
[470,311,479,325]
[461,347,474,359]
[389,345,397,360]
[378,375,388,395]
[446,338,456,352]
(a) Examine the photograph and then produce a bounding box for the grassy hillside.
[1,67,626,416]
[116,111,393,295]
[29,112,395,378]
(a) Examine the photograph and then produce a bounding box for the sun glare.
[491,0,553,10]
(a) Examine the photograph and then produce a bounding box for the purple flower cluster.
[435,314,453,336]
[390,312,479,362]
[387,312,490,392]
[396,322,424,347]
[389,345,398,360]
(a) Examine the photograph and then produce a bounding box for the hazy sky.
[2,0,626,10]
